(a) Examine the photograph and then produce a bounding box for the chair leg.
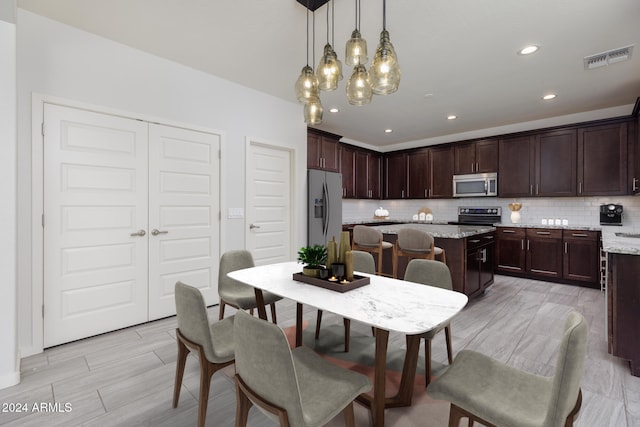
[343,318,351,352]
[564,389,582,426]
[444,325,453,365]
[173,334,189,408]
[197,362,215,427]
[425,337,432,387]
[448,403,465,427]
[315,310,323,340]
[235,376,252,427]
[219,301,226,320]
[392,244,398,279]
[270,302,277,324]
[344,402,356,427]
[377,249,384,276]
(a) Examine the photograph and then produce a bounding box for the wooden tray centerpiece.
[292,273,370,293]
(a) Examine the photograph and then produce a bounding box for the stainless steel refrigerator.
[308,169,343,246]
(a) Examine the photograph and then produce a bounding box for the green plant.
[297,245,327,268]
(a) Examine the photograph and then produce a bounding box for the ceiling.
[17,0,640,150]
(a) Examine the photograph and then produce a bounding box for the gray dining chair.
[218,250,282,323]
[233,310,372,427]
[428,311,588,427]
[351,225,395,276]
[403,259,454,386]
[394,228,446,278]
[173,281,235,427]
[315,250,376,352]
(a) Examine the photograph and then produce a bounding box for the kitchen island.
[367,223,496,299]
[601,228,640,377]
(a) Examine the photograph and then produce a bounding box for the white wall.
[16,10,307,355]
[0,6,20,389]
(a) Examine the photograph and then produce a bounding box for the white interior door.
[246,141,293,265]
[148,124,220,320]
[43,104,149,347]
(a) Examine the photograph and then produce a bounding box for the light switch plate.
[228,208,245,219]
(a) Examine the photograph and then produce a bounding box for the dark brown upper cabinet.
[577,122,628,196]
[307,129,340,172]
[454,139,498,175]
[429,146,454,198]
[340,145,356,198]
[407,149,429,198]
[535,129,577,197]
[498,135,535,197]
[384,152,407,199]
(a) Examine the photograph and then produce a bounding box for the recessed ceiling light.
[542,93,557,100]
[384,129,393,133]
[329,108,339,113]
[518,45,540,55]
[447,115,457,120]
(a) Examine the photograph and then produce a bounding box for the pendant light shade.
[345,29,368,67]
[346,64,372,106]
[304,96,324,124]
[295,65,320,103]
[318,44,341,91]
[370,30,401,95]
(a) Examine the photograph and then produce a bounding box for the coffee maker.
[600,204,623,226]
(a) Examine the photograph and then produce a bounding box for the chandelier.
[294,0,401,124]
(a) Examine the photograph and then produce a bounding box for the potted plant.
[297,245,328,278]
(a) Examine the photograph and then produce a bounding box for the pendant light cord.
[382,0,386,30]
[305,0,310,66]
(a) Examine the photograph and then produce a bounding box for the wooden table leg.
[254,289,267,320]
[386,334,421,408]
[372,327,389,427]
[296,303,303,348]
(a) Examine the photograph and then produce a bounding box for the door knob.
[151,229,168,236]
[130,229,146,237]
[249,224,261,230]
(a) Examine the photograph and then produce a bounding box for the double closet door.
[43,104,220,347]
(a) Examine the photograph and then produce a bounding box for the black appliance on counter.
[600,204,623,226]
[448,206,502,226]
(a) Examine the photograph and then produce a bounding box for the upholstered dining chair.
[315,250,376,352]
[403,259,454,386]
[218,250,282,323]
[173,281,235,427]
[233,310,372,427]
[351,225,395,276]
[394,228,446,279]
[427,311,588,427]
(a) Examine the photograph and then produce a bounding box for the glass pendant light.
[318,0,342,91]
[345,0,368,67]
[346,64,372,106]
[304,96,324,124]
[371,0,401,95]
[294,3,319,103]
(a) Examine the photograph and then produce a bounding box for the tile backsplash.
[343,196,640,229]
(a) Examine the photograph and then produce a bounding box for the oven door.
[453,173,498,197]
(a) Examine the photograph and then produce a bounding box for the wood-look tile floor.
[1,275,640,426]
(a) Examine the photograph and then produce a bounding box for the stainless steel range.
[448,206,502,226]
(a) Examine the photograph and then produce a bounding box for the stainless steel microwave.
[453,173,498,197]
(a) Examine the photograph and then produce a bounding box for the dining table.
[228,261,468,427]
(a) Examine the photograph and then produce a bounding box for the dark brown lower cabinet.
[607,252,640,376]
[526,228,563,279]
[465,233,495,297]
[494,227,526,272]
[563,230,600,282]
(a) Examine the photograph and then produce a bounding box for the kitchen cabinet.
[563,229,600,283]
[465,232,495,297]
[407,149,429,198]
[454,139,498,174]
[384,152,407,199]
[577,122,628,196]
[607,252,640,376]
[498,135,534,197]
[307,129,340,172]
[429,146,454,198]
[535,129,577,197]
[494,227,526,273]
[341,145,356,198]
[353,148,381,199]
[526,228,563,279]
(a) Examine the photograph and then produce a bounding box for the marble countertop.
[367,223,496,239]
[495,223,602,231]
[601,227,640,255]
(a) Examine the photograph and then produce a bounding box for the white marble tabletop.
[228,261,468,335]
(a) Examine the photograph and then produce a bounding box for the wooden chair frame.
[219,298,277,324]
[172,329,234,427]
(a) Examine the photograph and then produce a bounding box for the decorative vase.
[344,250,354,282]
[302,266,321,278]
[510,211,521,224]
[327,237,338,271]
[338,231,351,263]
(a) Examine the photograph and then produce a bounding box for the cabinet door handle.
[530,184,533,195]
[401,190,405,198]
[536,184,539,195]
[527,239,530,251]
[634,178,638,192]
[536,231,551,235]
[571,233,588,237]
[471,162,475,173]
[502,229,515,234]
[565,242,568,253]
[469,239,481,243]
[579,181,582,194]
[425,189,427,198]
[521,239,524,251]
[483,235,494,240]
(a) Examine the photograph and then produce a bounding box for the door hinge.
[41,122,45,136]
[41,214,45,228]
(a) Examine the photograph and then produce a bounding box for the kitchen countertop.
[601,227,640,255]
[367,223,496,239]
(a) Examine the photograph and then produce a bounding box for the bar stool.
[393,228,446,278]
[351,225,395,276]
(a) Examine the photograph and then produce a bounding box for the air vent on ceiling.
[584,45,634,70]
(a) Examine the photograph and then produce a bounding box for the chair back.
[404,259,453,290]
[353,225,382,247]
[397,228,434,252]
[234,310,305,425]
[352,250,376,274]
[218,250,255,295]
[174,281,216,362]
[544,311,588,427]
